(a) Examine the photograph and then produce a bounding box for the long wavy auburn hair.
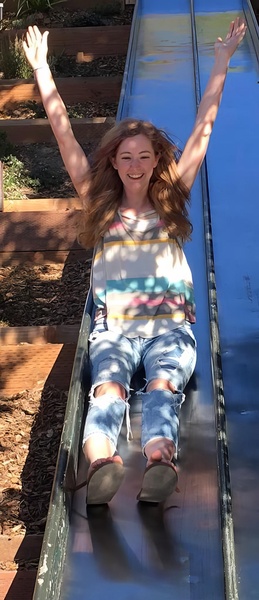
[77,118,192,249]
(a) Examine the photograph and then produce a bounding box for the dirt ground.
[0,385,69,539]
[0,54,126,81]
[0,259,91,327]
[10,140,99,198]
[0,257,91,562]
[1,5,134,30]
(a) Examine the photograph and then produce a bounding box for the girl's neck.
[120,191,152,216]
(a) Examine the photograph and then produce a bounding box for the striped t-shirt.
[92,209,195,338]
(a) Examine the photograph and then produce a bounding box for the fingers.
[22,30,33,51]
[215,16,246,57]
[234,20,247,45]
[223,16,246,47]
[42,30,50,44]
[228,19,235,38]
[24,25,49,47]
[231,17,246,38]
[33,24,43,43]
[27,25,37,45]
[22,27,36,49]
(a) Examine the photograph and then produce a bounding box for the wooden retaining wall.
[1,25,131,58]
[0,76,122,108]
[0,117,115,144]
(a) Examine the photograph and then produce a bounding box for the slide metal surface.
[32,1,259,599]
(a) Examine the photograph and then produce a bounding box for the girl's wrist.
[214,51,230,68]
[33,64,49,72]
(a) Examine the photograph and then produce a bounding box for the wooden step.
[1,25,130,58]
[0,117,115,144]
[3,197,82,213]
[0,248,91,267]
[0,209,94,266]
[0,210,80,254]
[0,324,80,346]
[0,76,122,109]
[0,570,37,600]
[0,343,77,393]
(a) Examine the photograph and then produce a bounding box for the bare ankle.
[83,433,115,464]
[144,438,175,462]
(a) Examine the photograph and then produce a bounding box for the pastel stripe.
[107,311,186,322]
[92,212,196,337]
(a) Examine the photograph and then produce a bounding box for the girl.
[23,18,246,504]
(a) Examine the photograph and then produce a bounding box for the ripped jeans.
[82,323,197,455]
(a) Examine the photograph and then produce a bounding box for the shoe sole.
[87,461,125,505]
[137,463,178,503]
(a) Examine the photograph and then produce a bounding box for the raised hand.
[22,25,49,71]
[215,17,247,61]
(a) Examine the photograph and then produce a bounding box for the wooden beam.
[0,324,81,345]
[0,116,115,144]
[3,197,82,212]
[0,570,36,600]
[2,25,130,58]
[0,249,92,267]
[0,76,122,109]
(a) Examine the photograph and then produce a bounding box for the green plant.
[0,34,64,80]
[0,36,33,79]
[47,51,65,76]
[0,131,13,160]
[15,0,66,18]
[16,100,47,118]
[0,132,40,200]
[8,14,40,29]
[3,155,40,200]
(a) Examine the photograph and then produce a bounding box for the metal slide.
[32,1,259,599]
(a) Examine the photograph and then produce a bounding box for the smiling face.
[112,134,159,196]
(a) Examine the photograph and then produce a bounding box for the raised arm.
[22,25,90,199]
[177,17,246,191]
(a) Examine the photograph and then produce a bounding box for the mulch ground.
[0,259,91,327]
[0,100,118,120]
[0,385,68,539]
[0,54,126,81]
[0,258,91,571]
[1,6,134,30]
[13,143,77,198]
[50,54,126,78]
[4,139,104,199]
[0,259,90,573]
